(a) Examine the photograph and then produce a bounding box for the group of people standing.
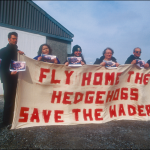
[94,47,150,68]
[0,31,150,127]
[33,41,150,68]
[33,44,86,65]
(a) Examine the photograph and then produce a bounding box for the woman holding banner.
[64,45,86,66]
[34,44,60,64]
[94,47,119,67]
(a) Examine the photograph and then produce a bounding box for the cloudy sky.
[34,1,150,65]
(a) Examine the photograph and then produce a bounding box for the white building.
[0,0,74,95]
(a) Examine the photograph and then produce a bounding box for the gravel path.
[0,95,150,149]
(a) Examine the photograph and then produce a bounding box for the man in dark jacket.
[125,47,141,64]
[0,32,24,126]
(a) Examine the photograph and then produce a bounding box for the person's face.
[74,50,81,57]
[8,35,18,45]
[42,45,49,55]
[133,48,141,57]
[104,49,113,60]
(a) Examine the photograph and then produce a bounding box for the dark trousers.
[2,79,17,125]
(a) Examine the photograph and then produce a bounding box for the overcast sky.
[34,1,150,65]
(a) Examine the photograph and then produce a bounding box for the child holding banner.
[64,45,86,66]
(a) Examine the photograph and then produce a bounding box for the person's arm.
[115,63,120,67]
[144,63,149,68]
[11,71,17,75]
[131,60,136,64]
[53,58,58,64]
[64,54,71,66]
[125,55,135,64]
[33,55,41,60]
[144,60,150,68]
[56,57,60,64]
[81,57,86,65]
[112,57,119,67]
[65,62,69,66]
[100,61,106,66]
[81,61,85,65]
[18,50,24,55]
[37,56,42,61]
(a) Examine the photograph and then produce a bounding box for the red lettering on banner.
[135,73,143,84]
[18,107,29,122]
[54,110,64,122]
[51,91,62,103]
[109,105,117,118]
[119,104,126,116]
[127,71,134,82]
[93,72,103,85]
[51,69,61,84]
[42,110,51,123]
[143,74,150,85]
[106,91,114,103]
[85,91,95,104]
[95,91,105,104]
[62,92,73,104]
[115,72,122,85]
[121,88,128,100]
[74,92,84,104]
[65,71,74,84]
[81,72,92,86]
[30,108,40,122]
[128,105,136,116]
[145,105,150,116]
[105,72,115,85]
[130,88,138,101]
[95,109,103,121]
[138,105,146,116]
[72,109,81,121]
[113,88,120,101]
[39,68,50,83]
[83,109,93,121]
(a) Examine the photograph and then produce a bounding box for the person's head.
[38,44,52,55]
[133,47,141,58]
[72,45,82,57]
[103,47,114,60]
[8,32,18,45]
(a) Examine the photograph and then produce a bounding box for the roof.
[0,0,74,42]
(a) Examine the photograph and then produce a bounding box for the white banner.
[11,55,150,129]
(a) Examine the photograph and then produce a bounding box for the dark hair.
[72,45,82,54]
[103,47,114,56]
[8,32,18,39]
[133,47,141,52]
[38,44,52,55]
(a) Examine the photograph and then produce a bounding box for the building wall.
[0,26,46,95]
[46,37,71,64]
[0,1,74,41]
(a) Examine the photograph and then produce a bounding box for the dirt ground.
[0,95,150,149]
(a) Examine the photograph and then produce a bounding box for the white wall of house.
[0,26,46,95]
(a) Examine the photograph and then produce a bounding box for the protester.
[0,32,24,126]
[64,45,86,66]
[94,47,119,67]
[125,47,142,64]
[34,44,60,64]
[125,47,149,68]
